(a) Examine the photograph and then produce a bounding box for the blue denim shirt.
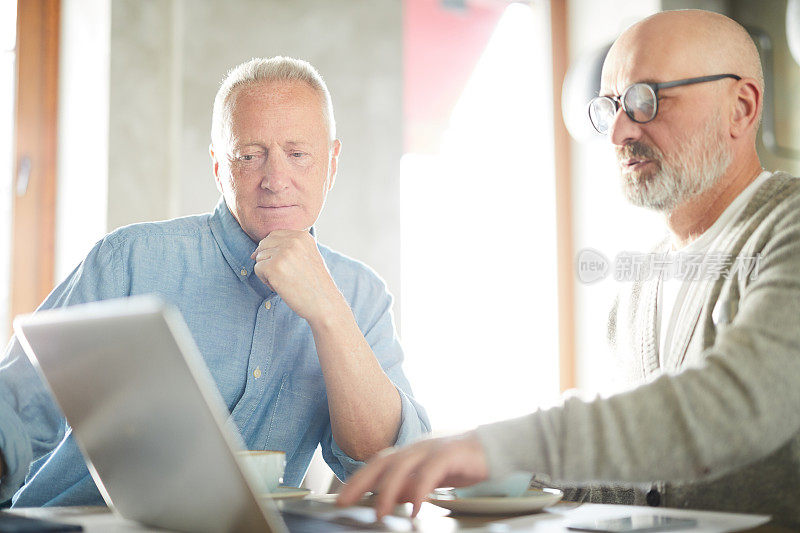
[0,198,429,506]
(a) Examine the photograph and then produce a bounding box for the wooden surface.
[550,0,576,392]
[10,0,60,328]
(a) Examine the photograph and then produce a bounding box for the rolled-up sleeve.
[326,382,430,479]
[365,291,431,447]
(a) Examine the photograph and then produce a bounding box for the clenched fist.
[251,230,345,323]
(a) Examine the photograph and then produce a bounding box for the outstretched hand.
[336,432,490,519]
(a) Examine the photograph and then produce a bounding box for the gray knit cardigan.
[476,172,800,527]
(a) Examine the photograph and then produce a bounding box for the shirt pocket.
[280,371,327,401]
[263,373,329,459]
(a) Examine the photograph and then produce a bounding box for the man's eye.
[291,152,306,158]
[241,154,256,161]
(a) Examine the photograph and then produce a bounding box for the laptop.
[13,296,401,533]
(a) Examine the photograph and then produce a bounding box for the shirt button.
[646,488,661,507]
[253,367,262,379]
[240,268,247,276]
[264,301,271,310]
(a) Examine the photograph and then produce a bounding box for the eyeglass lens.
[588,97,617,134]
[623,84,657,122]
[589,83,658,134]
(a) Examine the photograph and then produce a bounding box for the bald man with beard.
[337,9,800,526]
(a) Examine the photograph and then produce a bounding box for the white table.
[4,500,777,532]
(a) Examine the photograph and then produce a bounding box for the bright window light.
[0,0,17,342]
[401,2,559,434]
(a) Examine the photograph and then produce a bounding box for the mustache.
[616,142,661,162]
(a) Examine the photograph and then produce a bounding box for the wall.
[107,0,173,230]
[58,0,403,315]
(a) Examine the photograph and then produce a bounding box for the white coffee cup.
[236,450,286,493]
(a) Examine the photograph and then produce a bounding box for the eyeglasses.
[588,74,741,135]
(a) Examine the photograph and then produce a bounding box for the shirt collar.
[208,197,319,284]
[209,197,258,280]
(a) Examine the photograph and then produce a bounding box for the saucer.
[427,487,563,515]
[257,486,312,500]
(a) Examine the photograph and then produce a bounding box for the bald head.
[603,10,763,101]
[597,9,765,222]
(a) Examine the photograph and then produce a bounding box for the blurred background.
[1,0,799,489]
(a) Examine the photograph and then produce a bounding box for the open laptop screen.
[14,296,284,533]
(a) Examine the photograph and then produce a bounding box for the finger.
[372,449,430,519]
[251,243,280,260]
[254,250,272,262]
[411,500,422,518]
[265,229,299,239]
[251,237,271,259]
[408,453,453,512]
[253,229,304,253]
[252,263,274,291]
[337,456,393,507]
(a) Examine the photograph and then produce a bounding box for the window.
[7,0,60,335]
[401,1,560,433]
[0,0,17,341]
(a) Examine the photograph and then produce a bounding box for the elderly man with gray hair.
[0,56,429,506]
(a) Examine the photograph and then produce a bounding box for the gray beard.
[619,119,732,212]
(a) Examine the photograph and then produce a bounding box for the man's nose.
[261,153,290,192]
[608,108,643,147]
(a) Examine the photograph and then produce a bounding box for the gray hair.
[211,56,336,152]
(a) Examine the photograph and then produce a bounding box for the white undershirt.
[657,171,771,360]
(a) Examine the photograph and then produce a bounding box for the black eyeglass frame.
[588,73,742,134]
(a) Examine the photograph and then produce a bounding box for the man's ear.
[327,139,342,192]
[209,143,224,194]
[730,78,761,139]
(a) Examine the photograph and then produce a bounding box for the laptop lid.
[14,296,286,533]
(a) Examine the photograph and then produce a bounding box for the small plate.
[257,486,312,500]
[427,487,563,515]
